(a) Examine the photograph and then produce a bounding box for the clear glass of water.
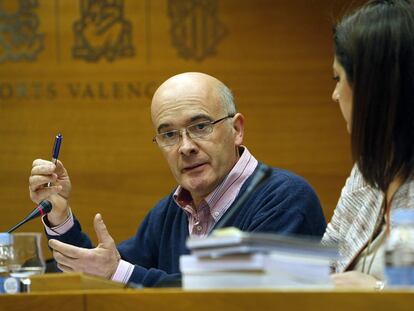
[9,232,45,278]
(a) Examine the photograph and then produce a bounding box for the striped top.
[322,164,414,273]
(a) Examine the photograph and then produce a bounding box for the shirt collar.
[173,146,256,215]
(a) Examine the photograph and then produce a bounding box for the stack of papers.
[180,228,338,290]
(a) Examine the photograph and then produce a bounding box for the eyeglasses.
[153,115,234,147]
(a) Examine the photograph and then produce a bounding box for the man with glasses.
[28,72,326,287]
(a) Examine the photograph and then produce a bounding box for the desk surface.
[1,289,414,311]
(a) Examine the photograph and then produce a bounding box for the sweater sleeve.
[45,202,181,287]
[45,217,93,248]
[116,197,184,287]
[127,265,181,287]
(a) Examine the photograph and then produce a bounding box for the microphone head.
[38,200,53,214]
[26,200,53,222]
[7,200,53,233]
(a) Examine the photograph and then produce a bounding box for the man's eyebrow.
[157,123,171,132]
[157,114,212,132]
[189,114,212,122]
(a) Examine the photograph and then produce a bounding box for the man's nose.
[178,130,198,155]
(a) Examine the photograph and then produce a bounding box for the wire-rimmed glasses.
[153,114,234,147]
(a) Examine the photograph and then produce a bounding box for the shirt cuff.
[111,260,134,284]
[42,209,74,236]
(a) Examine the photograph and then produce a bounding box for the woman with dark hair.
[322,0,414,289]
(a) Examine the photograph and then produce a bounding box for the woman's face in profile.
[332,57,353,133]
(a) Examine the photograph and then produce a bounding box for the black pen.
[47,133,62,187]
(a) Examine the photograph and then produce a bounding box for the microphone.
[210,163,273,233]
[7,200,53,233]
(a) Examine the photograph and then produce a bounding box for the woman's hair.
[334,0,414,191]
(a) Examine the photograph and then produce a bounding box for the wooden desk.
[89,289,414,311]
[1,289,413,311]
[0,274,413,311]
[0,292,84,311]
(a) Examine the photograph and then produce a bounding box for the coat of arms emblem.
[168,0,227,61]
[0,0,44,63]
[72,0,134,62]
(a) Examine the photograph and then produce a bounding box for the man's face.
[151,74,244,203]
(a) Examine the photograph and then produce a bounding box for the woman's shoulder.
[342,164,371,194]
[392,174,414,210]
[334,164,383,218]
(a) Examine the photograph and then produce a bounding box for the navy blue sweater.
[49,165,326,287]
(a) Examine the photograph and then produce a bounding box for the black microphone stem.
[209,164,273,234]
[7,219,29,234]
[6,200,53,233]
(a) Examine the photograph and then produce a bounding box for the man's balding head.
[150,72,244,206]
[151,72,236,125]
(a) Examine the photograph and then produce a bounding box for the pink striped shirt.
[174,146,258,237]
[43,146,258,284]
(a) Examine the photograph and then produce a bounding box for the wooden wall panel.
[0,0,359,256]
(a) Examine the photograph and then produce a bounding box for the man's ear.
[232,113,245,146]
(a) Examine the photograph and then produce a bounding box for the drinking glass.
[9,232,46,278]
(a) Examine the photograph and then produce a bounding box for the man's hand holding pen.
[29,159,72,226]
[29,133,70,226]
[29,158,120,279]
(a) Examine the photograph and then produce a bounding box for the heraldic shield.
[168,0,227,61]
[72,0,134,62]
[0,0,44,63]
